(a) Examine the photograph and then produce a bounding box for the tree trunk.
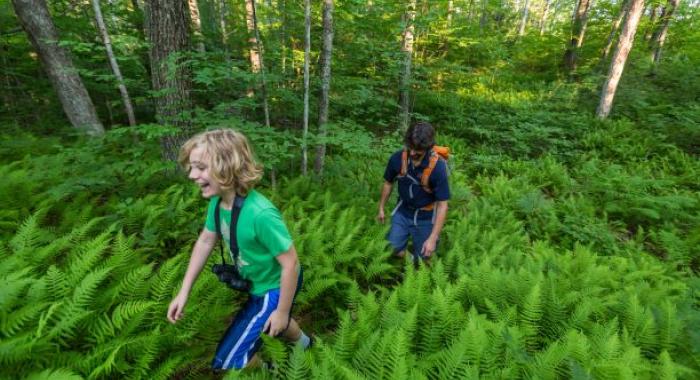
[11,0,105,136]
[540,0,551,35]
[244,0,270,128]
[447,0,454,27]
[148,0,192,161]
[649,0,680,65]
[644,4,661,41]
[92,0,136,126]
[219,0,230,61]
[301,0,311,175]
[188,0,205,52]
[564,0,592,72]
[518,0,531,36]
[399,0,416,132]
[315,0,334,176]
[596,0,644,119]
[602,0,629,59]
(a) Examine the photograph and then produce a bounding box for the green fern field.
[1,122,698,380]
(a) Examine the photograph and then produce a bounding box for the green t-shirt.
[204,190,293,296]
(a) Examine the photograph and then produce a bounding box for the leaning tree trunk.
[602,0,630,59]
[596,0,645,119]
[92,0,136,126]
[649,0,680,65]
[314,0,334,176]
[148,0,192,162]
[301,0,311,175]
[188,0,205,52]
[399,0,416,132]
[564,0,593,72]
[518,0,531,36]
[11,0,104,136]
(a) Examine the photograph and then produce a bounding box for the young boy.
[167,129,311,370]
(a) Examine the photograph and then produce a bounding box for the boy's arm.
[179,229,218,295]
[167,229,217,323]
[377,181,394,223]
[264,245,299,336]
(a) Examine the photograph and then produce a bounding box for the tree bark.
[188,0,205,52]
[518,0,531,36]
[596,0,645,119]
[602,0,629,59]
[315,0,334,176]
[399,0,416,132]
[649,0,680,65]
[301,0,311,175]
[564,0,593,72]
[11,0,105,136]
[644,4,661,41]
[92,0,137,126]
[148,0,192,161]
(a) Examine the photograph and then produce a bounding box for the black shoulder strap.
[214,195,246,264]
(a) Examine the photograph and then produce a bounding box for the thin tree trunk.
[602,0,629,59]
[596,0,644,119]
[280,0,287,76]
[219,0,230,61]
[480,0,488,33]
[148,0,192,161]
[644,4,661,41]
[518,0,531,36]
[447,0,454,27]
[301,0,310,175]
[92,0,136,126]
[399,0,416,132]
[188,0,205,52]
[649,0,680,65]
[564,0,592,72]
[11,0,104,136]
[244,0,270,126]
[315,0,334,176]
[540,0,551,35]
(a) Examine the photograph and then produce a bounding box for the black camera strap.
[214,195,246,265]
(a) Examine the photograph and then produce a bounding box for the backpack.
[399,146,450,195]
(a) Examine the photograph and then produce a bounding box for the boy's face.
[188,145,222,198]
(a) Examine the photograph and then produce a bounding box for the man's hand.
[377,208,386,224]
[421,236,438,257]
[167,292,188,323]
[264,309,290,337]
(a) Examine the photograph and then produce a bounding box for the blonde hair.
[179,129,263,195]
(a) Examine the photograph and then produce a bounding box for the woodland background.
[1,0,699,379]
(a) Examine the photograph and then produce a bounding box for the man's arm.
[422,200,448,257]
[377,181,394,223]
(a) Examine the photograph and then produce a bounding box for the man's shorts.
[386,211,436,260]
[211,270,303,370]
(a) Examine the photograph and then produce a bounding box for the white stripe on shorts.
[223,293,271,369]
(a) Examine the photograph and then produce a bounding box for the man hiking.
[377,121,450,263]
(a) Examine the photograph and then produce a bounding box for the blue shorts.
[386,211,436,260]
[211,270,302,370]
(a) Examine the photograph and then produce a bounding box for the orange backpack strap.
[420,151,440,193]
[399,149,408,177]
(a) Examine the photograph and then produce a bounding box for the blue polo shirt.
[383,149,450,220]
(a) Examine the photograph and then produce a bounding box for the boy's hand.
[167,292,188,323]
[264,310,289,337]
[377,208,386,224]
